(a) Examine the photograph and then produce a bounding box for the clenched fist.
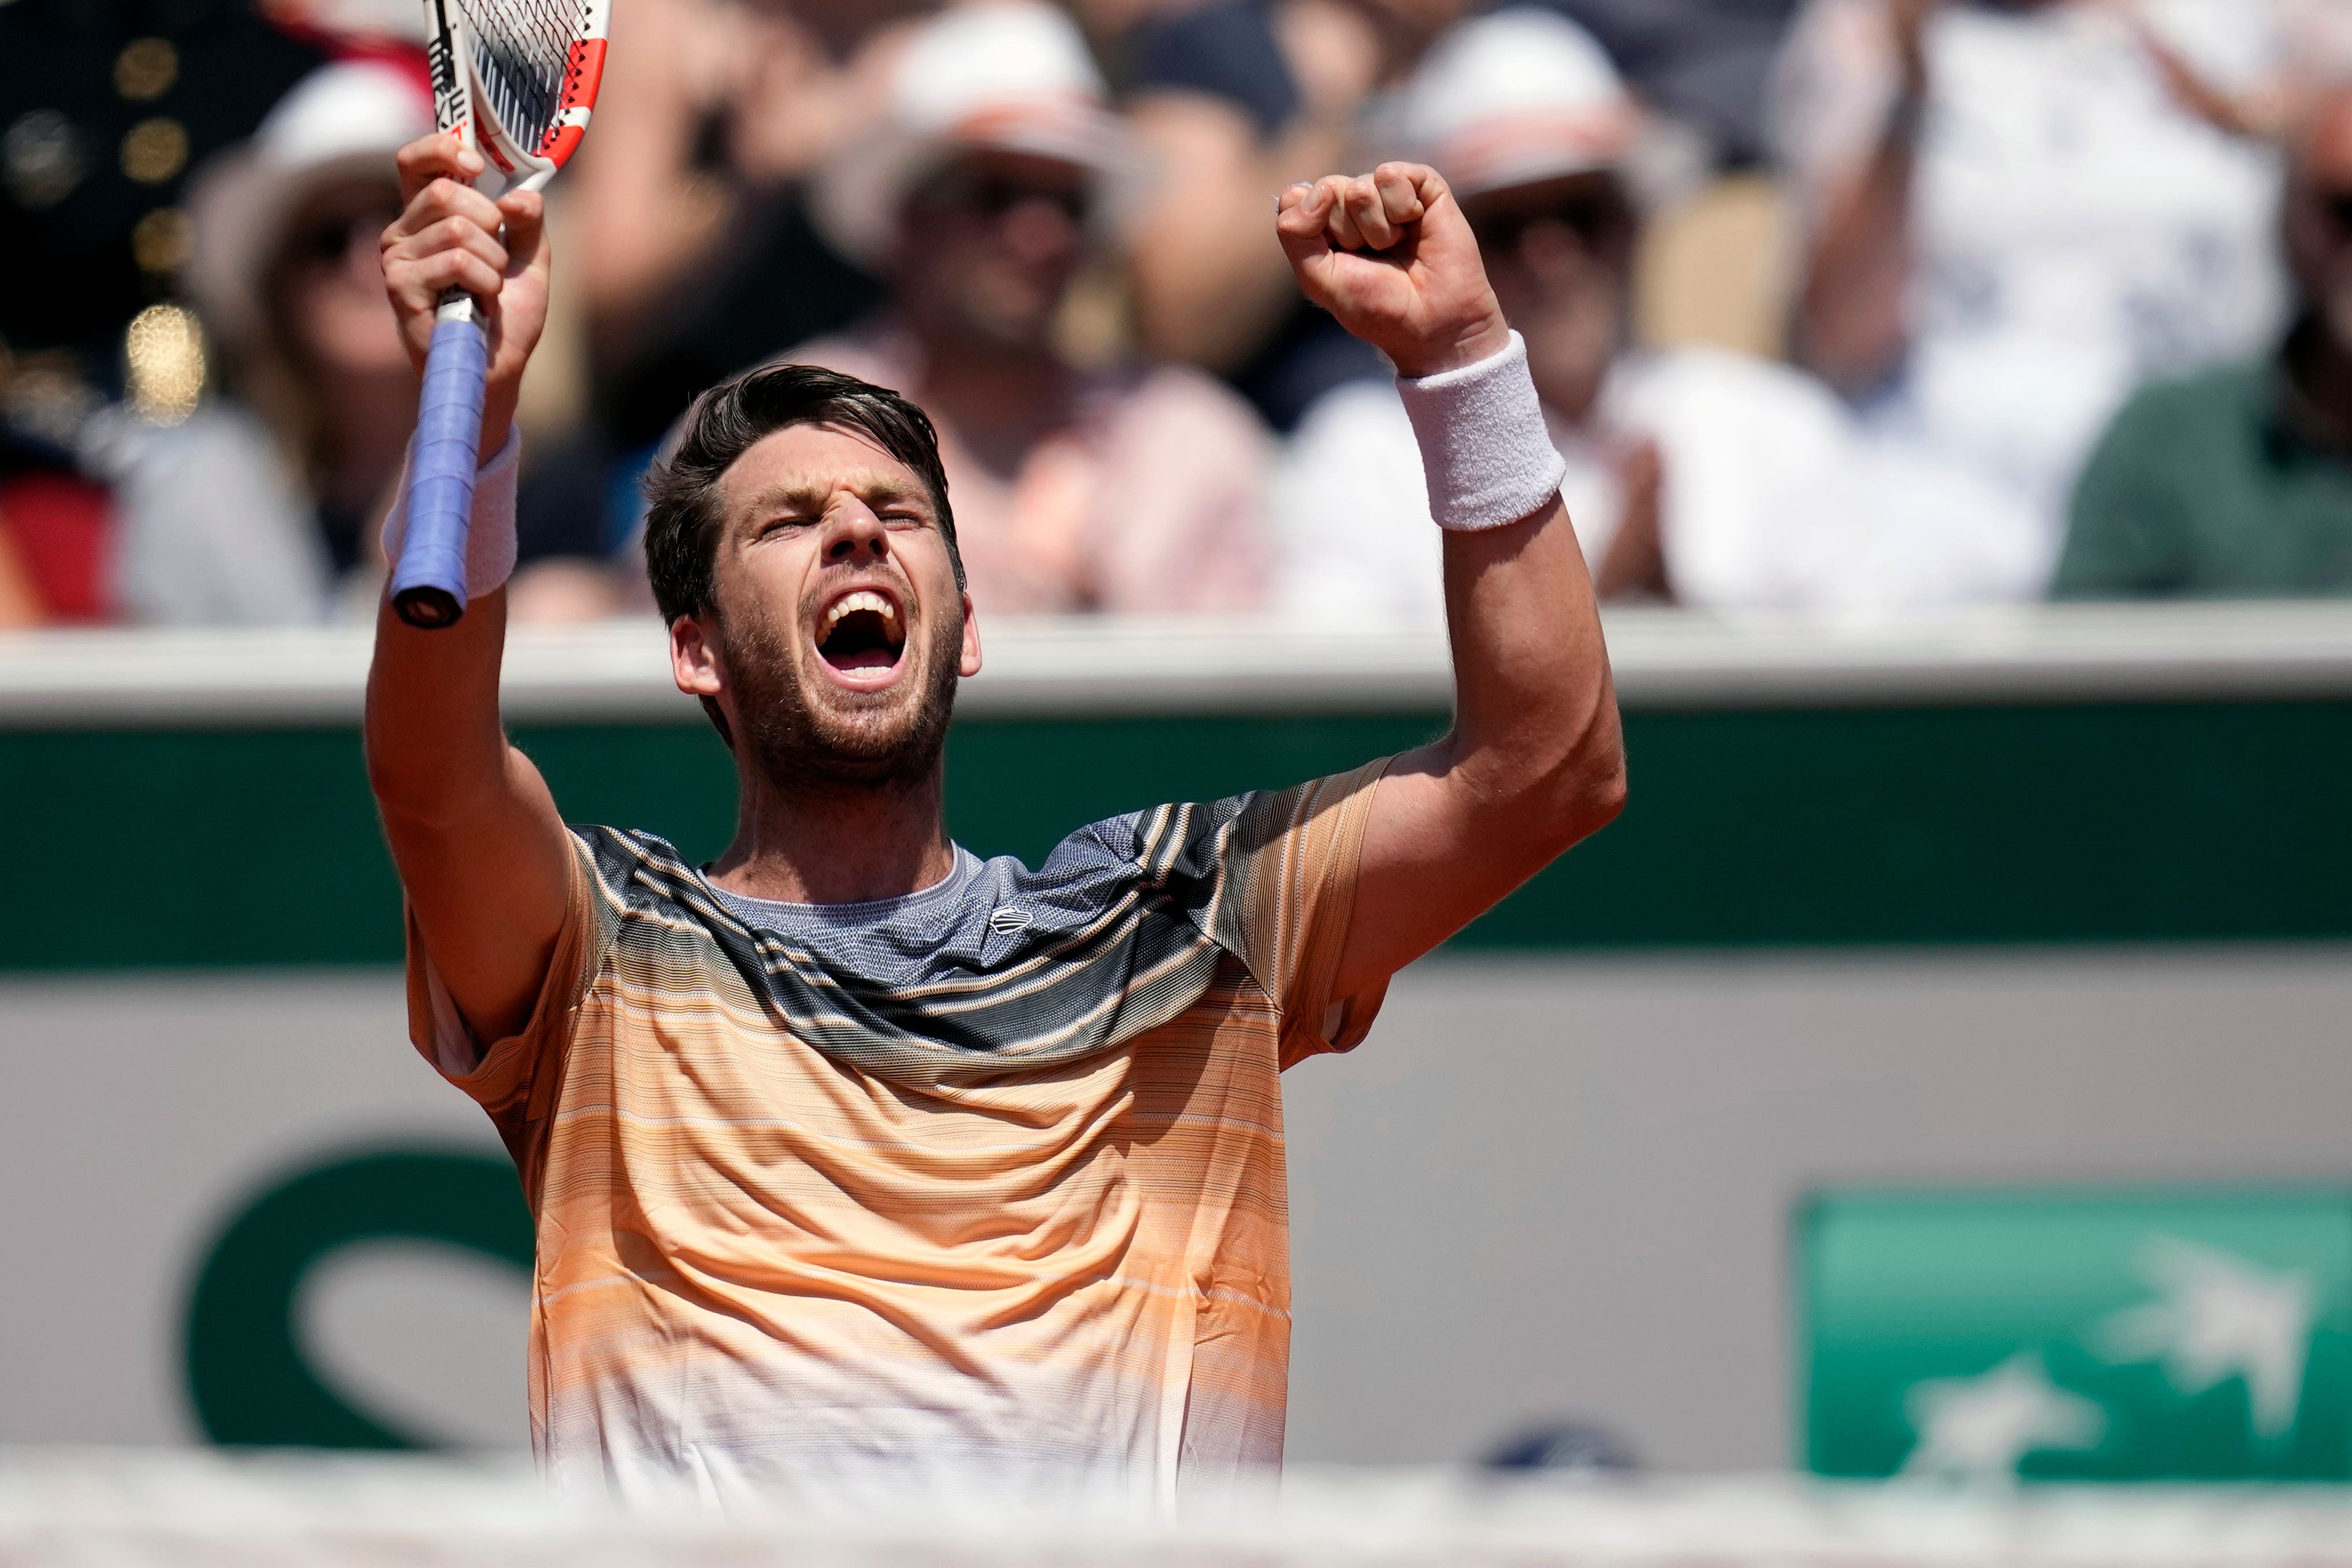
[1277,162,1510,379]
[379,133,552,453]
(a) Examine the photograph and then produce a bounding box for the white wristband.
[378,426,522,597]
[1395,331,1567,531]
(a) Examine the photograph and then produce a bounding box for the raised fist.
[379,133,551,447]
[1276,162,1510,378]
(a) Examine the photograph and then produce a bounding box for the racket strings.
[457,0,586,150]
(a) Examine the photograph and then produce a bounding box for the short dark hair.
[641,363,962,627]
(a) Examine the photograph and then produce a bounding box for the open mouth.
[814,587,907,680]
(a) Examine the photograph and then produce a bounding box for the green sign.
[1802,1187,2352,1481]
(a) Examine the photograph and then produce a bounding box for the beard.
[717,595,960,798]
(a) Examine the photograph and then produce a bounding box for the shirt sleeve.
[404,830,616,1133]
[1207,758,1395,1070]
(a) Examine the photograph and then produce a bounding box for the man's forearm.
[1438,496,1624,846]
[1391,329,1621,830]
[366,424,526,814]
[366,588,576,1046]
[1330,491,1622,998]
[361,392,574,1045]
[364,593,514,820]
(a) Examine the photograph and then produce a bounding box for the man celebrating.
[369,139,1623,1502]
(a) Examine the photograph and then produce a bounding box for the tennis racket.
[391,0,609,628]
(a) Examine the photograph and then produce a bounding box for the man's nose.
[824,503,890,566]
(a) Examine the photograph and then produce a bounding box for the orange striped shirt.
[408,761,1389,1504]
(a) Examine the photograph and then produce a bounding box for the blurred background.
[9,0,2352,1524]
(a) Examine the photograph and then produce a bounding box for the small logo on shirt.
[989,906,1032,936]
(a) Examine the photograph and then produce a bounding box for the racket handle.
[390,300,491,630]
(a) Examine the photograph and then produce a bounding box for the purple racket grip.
[390,312,490,628]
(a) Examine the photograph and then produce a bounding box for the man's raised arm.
[1276,165,1627,1000]
[364,133,574,1046]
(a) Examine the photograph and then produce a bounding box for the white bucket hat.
[185,60,433,348]
[811,1,1148,270]
[1395,8,1639,201]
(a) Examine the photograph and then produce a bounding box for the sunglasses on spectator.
[1467,190,1631,259]
[288,207,400,267]
[921,169,1093,225]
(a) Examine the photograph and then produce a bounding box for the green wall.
[5,697,2350,968]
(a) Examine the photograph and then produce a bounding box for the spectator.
[530,0,933,575]
[1522,0,1803,166]
[784,1,1273,616]
[1772,0,2293,599]
[569,0,926,453]
[0,0,326,403]
[100,61,611,623]
[0,0,326,620]
[2057,84,2352,598]
[1278,9,1871,619]
[1117,0,1471,428]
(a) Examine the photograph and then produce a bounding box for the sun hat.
[184,59,433,349]
[1394,8,1639,201]
[810,0,1149,270]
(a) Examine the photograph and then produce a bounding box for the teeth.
[823,590,901,636]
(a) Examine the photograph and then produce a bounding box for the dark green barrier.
[5,700,2352,968]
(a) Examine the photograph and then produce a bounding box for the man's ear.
[958,591,983,678]
[671,612,725,699]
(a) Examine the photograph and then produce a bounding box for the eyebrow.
[738,471,932,524]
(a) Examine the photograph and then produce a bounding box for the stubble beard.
[720,598,960,799]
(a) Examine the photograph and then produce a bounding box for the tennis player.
[370,135,1624,1504]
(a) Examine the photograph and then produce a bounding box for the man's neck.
[704,766,959,905]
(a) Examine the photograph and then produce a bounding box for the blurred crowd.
[8,0,2352,628]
